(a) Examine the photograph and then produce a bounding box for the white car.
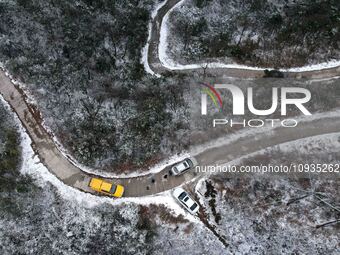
[170,157,197,176]
[172,187,200,214]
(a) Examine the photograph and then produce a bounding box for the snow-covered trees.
[0,0,189,172]
[167,0,340,67]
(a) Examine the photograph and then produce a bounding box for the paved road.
[0,0,339,198]
[1,70,339,197]
[148,0,340,79]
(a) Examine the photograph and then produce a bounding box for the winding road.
[148,0,340,79]
[0,0,340,197]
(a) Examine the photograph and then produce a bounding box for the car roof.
[176,162,187,171]
[101,181,112,192]
[89,178,103,189]
[182,196,195,207]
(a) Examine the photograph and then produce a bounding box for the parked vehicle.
[89,178,124,197]
[170,157,197,176]
[172,187,200,214]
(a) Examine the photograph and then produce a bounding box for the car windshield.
[190,203,198,211]
[110,184,117,194]
[178,192,186,200]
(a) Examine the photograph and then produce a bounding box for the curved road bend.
[148,0,340,79]
[1,71,339,197]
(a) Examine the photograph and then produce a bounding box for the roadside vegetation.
[0,100,218,254]
[0,102,36,216]
[196,134,340,254]
[0,98,338,254]
[0,0,189,173]
[168,0,340,67]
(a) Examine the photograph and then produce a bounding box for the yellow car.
[89,178,124,197]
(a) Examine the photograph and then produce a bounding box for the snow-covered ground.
[1,84,339,254]
[194,132,339,253]
[0,94,200,223]
[154,0,340,74]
